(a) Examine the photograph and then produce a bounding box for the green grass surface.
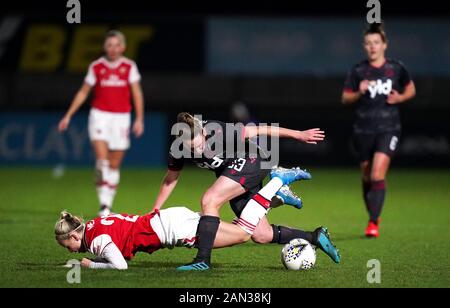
[0,167,449,288]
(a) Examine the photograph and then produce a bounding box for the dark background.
[1,0,449,167]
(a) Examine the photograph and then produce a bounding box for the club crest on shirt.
[87,220,95,231]
[119,66,127,75]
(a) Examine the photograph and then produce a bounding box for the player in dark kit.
[151,112,335,270]
[341,23,416,238]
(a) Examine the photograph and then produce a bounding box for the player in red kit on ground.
[58,30,145,217]
[341,23,416,238]
[56,208,248,270]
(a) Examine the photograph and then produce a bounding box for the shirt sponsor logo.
[100,74,127,87]
[368,79,392,99]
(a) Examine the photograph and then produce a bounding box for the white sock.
[97,185,111,208]
[106,169,120,208]
[96,160,111,208]
[95,159,109,183]
[237,177,283,234]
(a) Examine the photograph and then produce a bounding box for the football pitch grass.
[0,167,449,288]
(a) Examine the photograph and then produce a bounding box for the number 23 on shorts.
[228,158,246,172]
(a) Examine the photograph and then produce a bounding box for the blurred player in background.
[341,23,416,238]
[58,30,145,217]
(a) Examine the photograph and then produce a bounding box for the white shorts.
[88,108,131,151]
[150,207,201,249]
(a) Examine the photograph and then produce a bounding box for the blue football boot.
[313,227,341,264]
[176,260,211,271]
[270,167,312,186]
[273,185,303,209]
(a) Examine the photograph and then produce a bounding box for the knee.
[251,229,273,244]
[201,191,221,211]
[370,172,385,182]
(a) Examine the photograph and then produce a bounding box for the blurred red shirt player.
[58,30,145,217]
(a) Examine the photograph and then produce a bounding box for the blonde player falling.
[58,30,144,216]
[55,172,340,270]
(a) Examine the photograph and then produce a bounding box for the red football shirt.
[83,213,162,260]
[85,57,141,113]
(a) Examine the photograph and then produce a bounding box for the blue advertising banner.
[207,17,450,75]
[0,112,167,166]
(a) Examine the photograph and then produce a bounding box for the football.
[281,238,316,270]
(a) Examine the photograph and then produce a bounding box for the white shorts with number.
[150,207,201,249]
[88,108,131,151]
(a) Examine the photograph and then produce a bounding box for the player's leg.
[365,132,399,237]
[102,150,126,213]
[225,169,341,262]
[235,177,284,234]
[160,207,249,252]
[92,140,112,216]
[244,208,341,263]
[100,111,130,215]
[353,132,381,236]
[89,108,114,216]
[353,132,374,212]
[251,217,314,244]
[225,163,311,238]
[213,221,251,248]
[360,160,372,213]
[214,175,310,248]
[228,163,340,263]
[268,220,340,264]
[232,166,311,237]
[235,166,312,234]
[177,176,246,270]
[365,152,390,237]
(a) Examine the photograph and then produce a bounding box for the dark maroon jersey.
[168,120,267,177]
[344,59,412,134]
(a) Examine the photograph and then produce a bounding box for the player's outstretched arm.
[58,83,92,132]
[81,242,128,270]
[152,170,181,212]
[244,126,325,144]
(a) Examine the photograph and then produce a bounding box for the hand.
[132,120,144,138]
[81,258,92,268]
[58,116,71,133]
[387,90,403,104]
[296,128,325,145]
[359,80,369,95]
